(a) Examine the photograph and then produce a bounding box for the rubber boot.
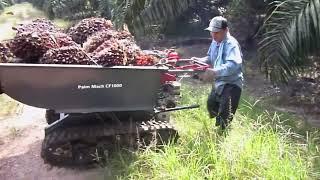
[215,116,221,127]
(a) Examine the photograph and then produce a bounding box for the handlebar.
[167,69,206,74]
[154,104,200,114]
[176,59,209,67]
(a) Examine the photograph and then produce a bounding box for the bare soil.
[0,105,107,180]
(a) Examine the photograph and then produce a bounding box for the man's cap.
[205,16,228,32]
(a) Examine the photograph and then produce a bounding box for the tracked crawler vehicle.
[0,61,206,165]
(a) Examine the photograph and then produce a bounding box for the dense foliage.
[27,0,113,20]
[0,0,14,11]
[259,0,320,83]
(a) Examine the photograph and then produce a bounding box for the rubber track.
[41,119,178,166]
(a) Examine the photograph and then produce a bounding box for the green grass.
[0,2,71,41]
[0,94,21,118]
[107,83,320,179]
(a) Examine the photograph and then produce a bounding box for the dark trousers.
[207,84,242,129]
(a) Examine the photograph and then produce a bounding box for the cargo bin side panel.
[0,64,164,113]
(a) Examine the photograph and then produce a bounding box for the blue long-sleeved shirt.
[206,33,244,95]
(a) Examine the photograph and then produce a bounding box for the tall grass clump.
[108,83,320,179]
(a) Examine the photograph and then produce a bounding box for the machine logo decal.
[77,84,123,90]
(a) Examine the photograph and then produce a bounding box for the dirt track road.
[0,105,108,180]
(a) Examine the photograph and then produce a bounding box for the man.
[192,16,243,130]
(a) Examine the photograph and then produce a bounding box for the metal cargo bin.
[0,63,168,113]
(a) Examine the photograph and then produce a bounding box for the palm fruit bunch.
[134,52,157,66]
[9,31,60,63]
[0,17,159,66]
[118,39,142,65]
[9,18,76,63]
[12,18,58,34]
[40,46,91,65]
[83,29,142,66]
[68,17,113,44]
[0,42,14,63]
[53,32,78,47]
[117,30,135,41]
[111,30,157,66]
[92,39,127,67]
[83,30,117,53]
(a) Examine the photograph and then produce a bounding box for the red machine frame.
[159,50,210,83]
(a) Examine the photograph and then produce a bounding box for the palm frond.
[0,0,13,11]
[112,0,196,35]
[259,0,320,83]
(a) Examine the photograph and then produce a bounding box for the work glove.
[199,68,215,82]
